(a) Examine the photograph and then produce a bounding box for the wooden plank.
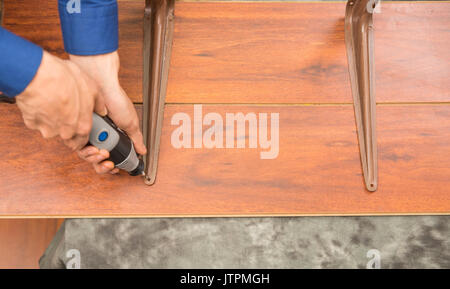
[3,1,449,104]
[0,219,63,268]
[0,103,449,217]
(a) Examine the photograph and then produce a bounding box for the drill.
[89,113,144,176]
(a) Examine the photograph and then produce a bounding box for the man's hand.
[69,51,146,174]
[16,51,107,151]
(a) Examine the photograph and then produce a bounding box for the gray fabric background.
[40,216,450,269]
[28,0,448,269]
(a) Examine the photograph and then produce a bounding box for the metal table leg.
[142,0,175,185]
[345,0,379,192]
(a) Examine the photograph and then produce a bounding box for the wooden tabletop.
[0,1,449,217]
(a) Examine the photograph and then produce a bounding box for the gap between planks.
[132,102,450,106]
[137,1,450,3]
[2,212,450,219]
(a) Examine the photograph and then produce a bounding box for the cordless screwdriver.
[89,113,144,176]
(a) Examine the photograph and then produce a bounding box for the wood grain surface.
[1,1,449,217]
[3,1,449,104]
[0,219,63,268]
[0,103,449,217]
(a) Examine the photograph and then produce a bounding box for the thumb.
[126,121,147,156]
[116,87,146,155]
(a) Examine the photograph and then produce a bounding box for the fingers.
[77,146,100,159]
[58,96,80,141]
[59,125,77,141]
[64,134,89,151]
[76,103,93,138]
[77,147,118,174]
[77,147,108,163]
[39,127,58,139]
[93,161,115,174]
[93,92,108,117]
[125,119,147,156]
[22,117,38,130]
[62,61,98,150]
[84,152,108,164]
[114,87,147,155]
[109,168,120,174]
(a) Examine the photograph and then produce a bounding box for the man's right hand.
[15,51,107,151]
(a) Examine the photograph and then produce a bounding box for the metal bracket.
[142,0,175,185]
[345,0,378,192]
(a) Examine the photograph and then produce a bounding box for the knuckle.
[130,119,140,131]
[123,119,139,134]
[94,165,103,174]
[23,119,36,129]
[78,136,89,148]
[40,128,55,139]
[64,141,75,151]
[69,144,78,152]
[60,132,73,140]
[77,150,86,159]
[78,125,91,136]
[60,127,76,140]
[41,131,51,139]
[87,157,99,165]
[60,93,70,106]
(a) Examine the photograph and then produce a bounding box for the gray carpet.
[40,216,450,269]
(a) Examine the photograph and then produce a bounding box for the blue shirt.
[0,0,118,97]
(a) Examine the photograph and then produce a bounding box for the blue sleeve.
[58,0,118,55]
[0,27,43,97]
